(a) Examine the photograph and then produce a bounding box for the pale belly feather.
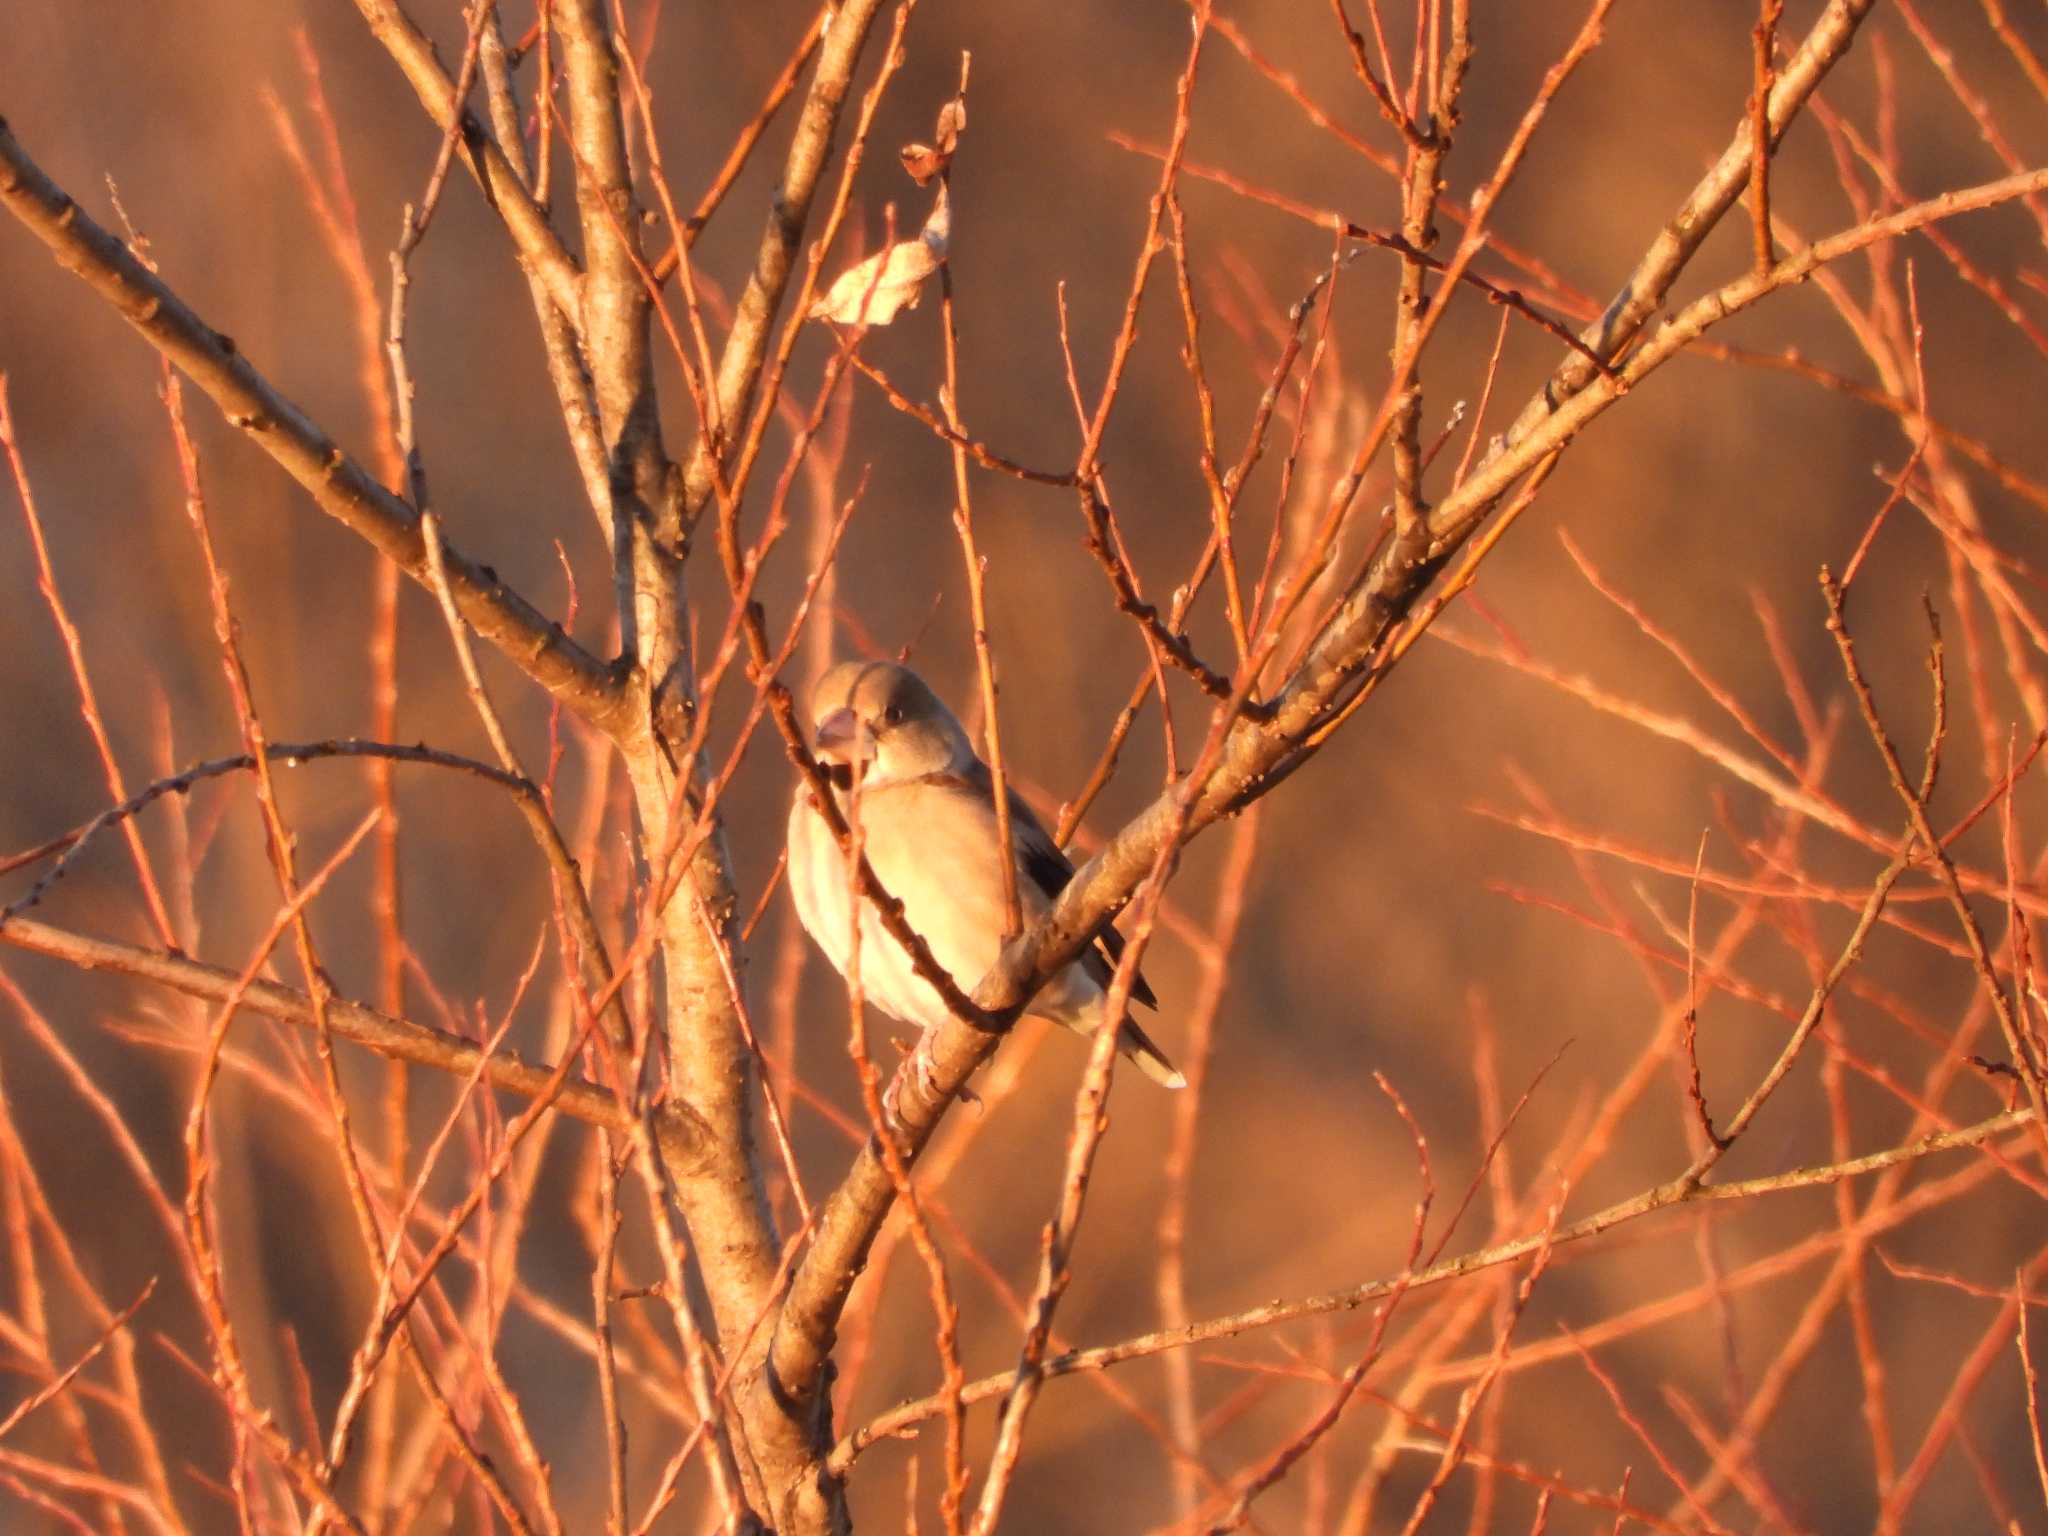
[786,782,1100,1032]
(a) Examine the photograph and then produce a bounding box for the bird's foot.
[878,1028,967,1125]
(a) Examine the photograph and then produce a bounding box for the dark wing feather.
[943,762,1158,1010]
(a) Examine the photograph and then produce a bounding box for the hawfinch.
[787,661,1184,1088]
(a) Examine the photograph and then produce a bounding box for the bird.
[785,660,1186,1088]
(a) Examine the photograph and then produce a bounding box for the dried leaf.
[900,56,969,186]
[810,186,951,327]
[900,141,948,186]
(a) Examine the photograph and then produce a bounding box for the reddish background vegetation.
[4,1,2048,1532]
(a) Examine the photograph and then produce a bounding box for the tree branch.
[0,914,713,1169]
[678,0,890,522]
[833,1107,2035,1470]
[348,0,585,323]
[771,0,1901,1453]
[0,119,629,736]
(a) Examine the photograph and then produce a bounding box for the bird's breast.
[786,780,1055,1030]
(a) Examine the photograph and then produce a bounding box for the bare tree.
[3,0,2048,1530]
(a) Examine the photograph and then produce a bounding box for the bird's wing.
[939,762,1158,1011]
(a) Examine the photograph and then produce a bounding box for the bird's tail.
[1119,1017,1187,1090]
[1040,1002,1188,1088]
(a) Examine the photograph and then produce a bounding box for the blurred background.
[5,1,2048,1530]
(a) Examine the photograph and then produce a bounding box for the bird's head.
[808,661,975,785]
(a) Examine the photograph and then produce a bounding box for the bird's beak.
[814,708,874,764]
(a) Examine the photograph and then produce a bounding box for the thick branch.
[548,5,836,1523]
[679,0,889,520]
[0,119,629,737]
[557,0,672,544]
[349,0,585,322]
[1493,0,1878,454]
[553,0,786,1355]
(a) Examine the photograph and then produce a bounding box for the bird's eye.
[882,704,903,726]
